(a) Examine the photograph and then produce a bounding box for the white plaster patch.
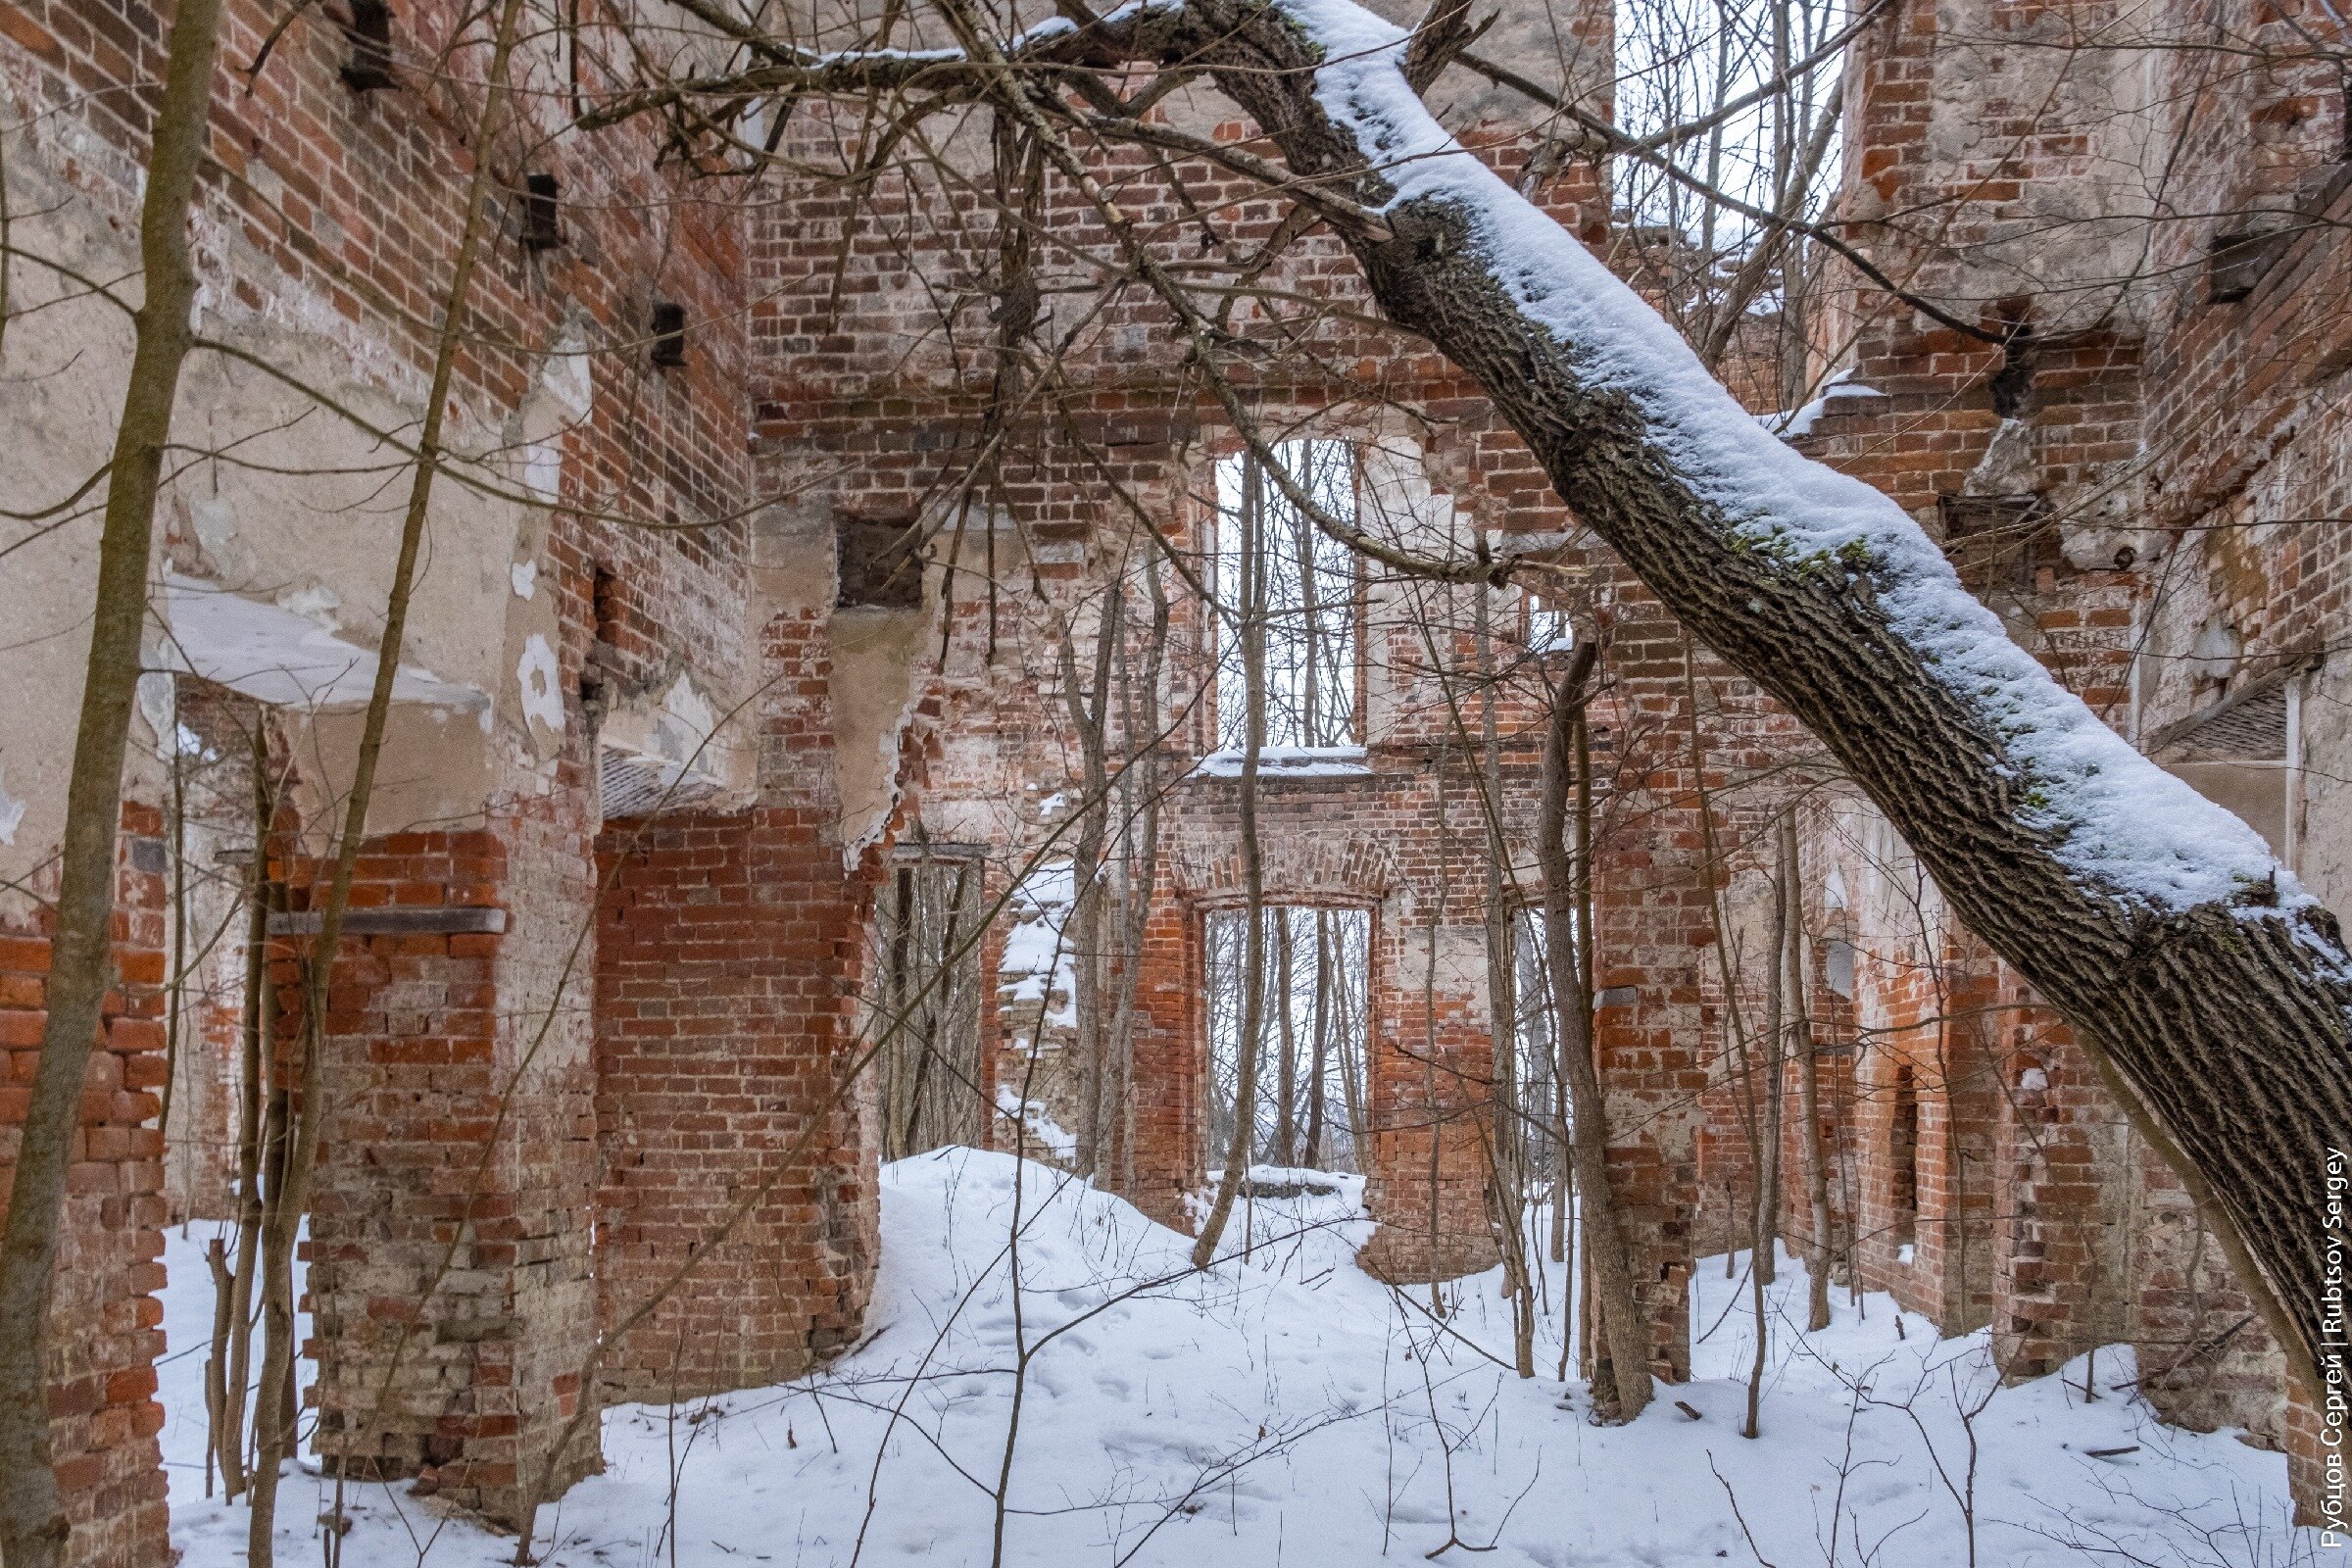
[542,332,592,416]
[163,572,482,712]
[522,441,562,503]
[652,675,716,762]
[141,694,211,760]
[517,634,565,734]
[0,758,26,845]
[187,497,239,563]
[511,561,539,600]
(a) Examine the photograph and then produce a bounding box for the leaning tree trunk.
[1158,0,2350,1404]
[0,0,225,1561]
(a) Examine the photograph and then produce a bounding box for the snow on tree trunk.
[1161,0,2352,1396]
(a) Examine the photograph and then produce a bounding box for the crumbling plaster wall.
[1,0,810,1535]
[1780,0,2352,1499]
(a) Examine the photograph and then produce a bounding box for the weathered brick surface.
[288,814,600,1523]
[0,805,173,1568]
[593,801,878,1399]
[18,0,2352,1539]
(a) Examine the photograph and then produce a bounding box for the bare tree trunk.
[1103,560,1169,1193]
[1537,647,1648,1419]
[1783,812,1834,1331]
[1060,587,1120,1177]
[0,1,226,1558]
[1273,908,1297,1167]
[202,1237,230,1496]
[246,4,533,1557]
[1174,8,2349,1394]
[1193,462,1270,1270]
[1337,983,1369,1172]
[1756,837,1787,1289]
[1303,911,1330,1168]
[214,727,275,1498]
[1745,797,1787,1436]
[161,692,188,1162]
[1472,587,1537,1373]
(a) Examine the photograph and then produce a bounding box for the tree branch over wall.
[606,0,2352,1398]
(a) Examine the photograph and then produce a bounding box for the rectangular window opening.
[1204,905,1372,1178]
[1888,1061,1920,1251]
[1508,906,1580,1193]
[1211,440,1363,757]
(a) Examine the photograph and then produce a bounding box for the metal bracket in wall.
[266,907,509,937]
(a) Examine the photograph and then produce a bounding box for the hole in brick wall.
[591,564,626,651]
[1509,907,1573,1192]
[1824,937,1856,1000]
[340,0,396,90]
[1211,440,1364,752]
[1888,1061,1919,1250]
[1938,493,2055,593]
[649,301,687,368]
[1525,590,1578,653]
[1988,336,2035,420]
[872,847,989,1159]
[2207,229,2283,304]
[520,172,562,251]
[1204,906,1371,1174]
[836,516,925,609]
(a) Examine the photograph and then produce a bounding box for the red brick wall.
[0,804,172,1568]
[290,815,599,1523]
[1990,985,2132,1381]
[591,604,880,1403]
[592,807,878,1399]
[1119,900,1205,1228]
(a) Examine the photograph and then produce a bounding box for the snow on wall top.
[1275,0,2281,912]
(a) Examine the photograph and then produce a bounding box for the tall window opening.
[1509,907,1572,1189]
[1212,440,1361,754]
[1887,1060,1920,1250]
[1204,906,1371,1174]
[871,844,988,1159]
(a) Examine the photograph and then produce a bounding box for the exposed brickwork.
[289,816,599,1523]
[17,0,2352,1542]
[593,805,878,1401]
[1773,0,2352,1521]
[0,805,172,1568]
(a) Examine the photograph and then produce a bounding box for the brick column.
[300,812,600,1523]
[1589,635,1708,1386]
[592,807,878,1400]
[1991,985,2133,1379]
[0,804,172,1568]
[1358,914,1497,1283]
[2286,1377,2329,1528]
[589,600,878,1404]
[1117,899,1202,1229]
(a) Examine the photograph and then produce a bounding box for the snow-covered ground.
[159,1150,2318,1567]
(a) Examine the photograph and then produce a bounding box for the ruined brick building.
[3,0,2349,1557]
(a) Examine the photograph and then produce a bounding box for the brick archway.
[1143,817,1497,1281]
